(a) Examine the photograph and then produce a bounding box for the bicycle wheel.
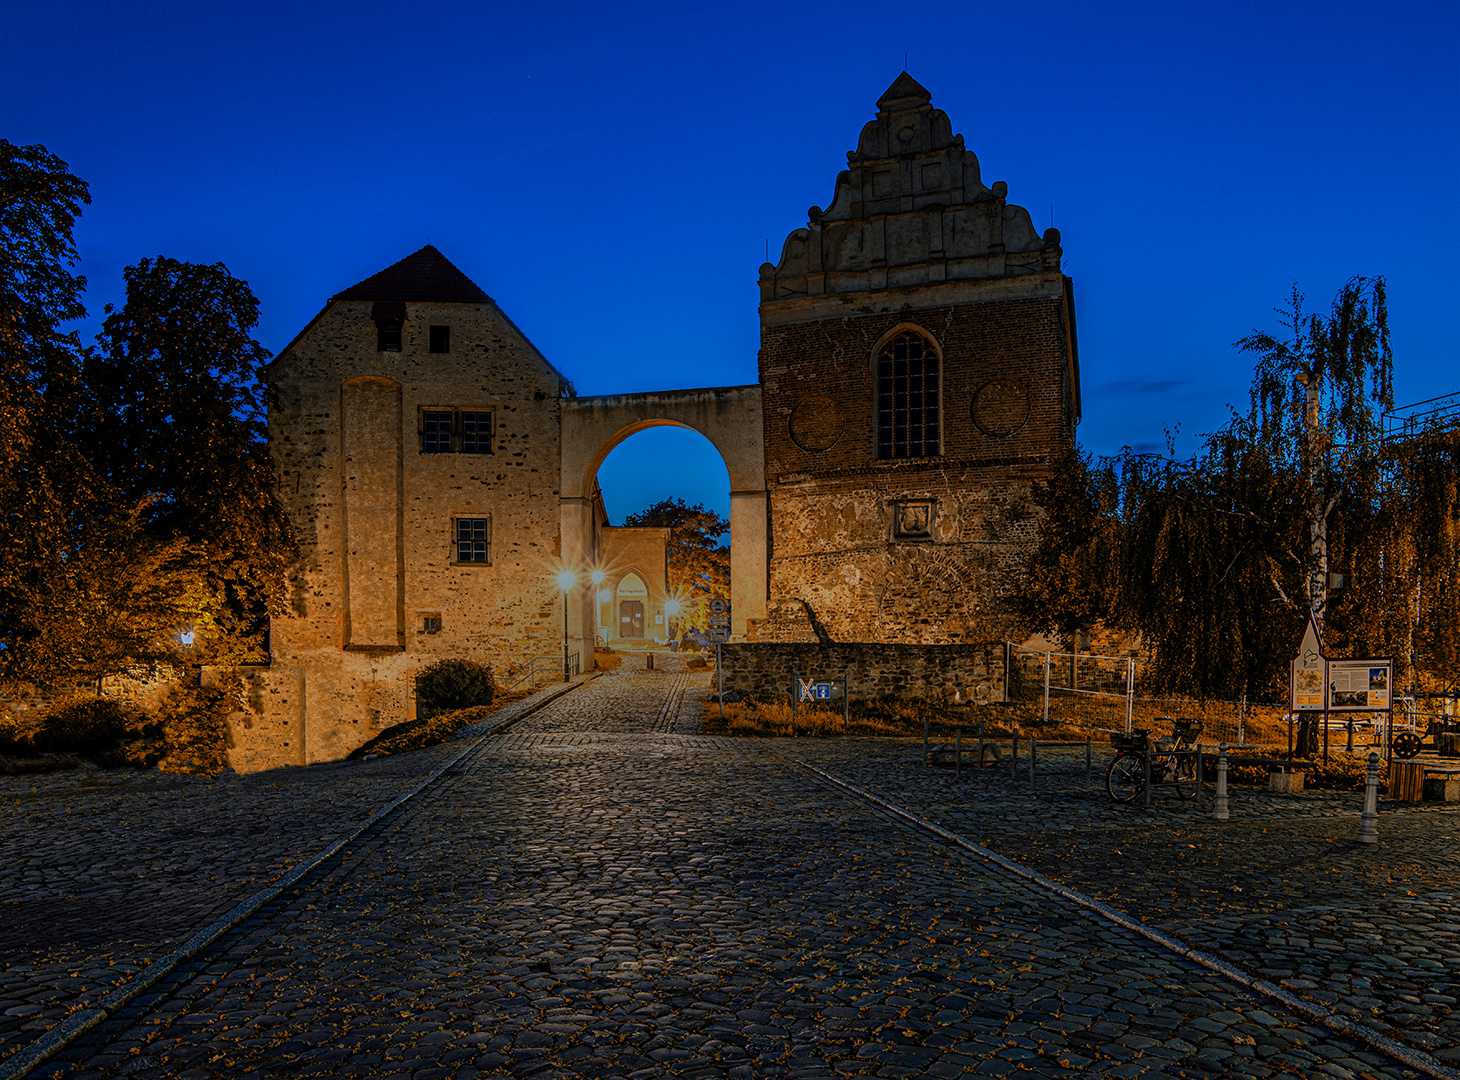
[1173,753,1200,800]
[1106,752,1144,803]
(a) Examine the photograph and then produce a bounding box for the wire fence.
[1004,645,1447,756]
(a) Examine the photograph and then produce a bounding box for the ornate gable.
[760,74,1062,303]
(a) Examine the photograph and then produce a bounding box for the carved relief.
[972,378,1030,438]
[789,393,844,452]
[891,498,936,542]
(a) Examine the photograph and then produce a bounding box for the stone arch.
[559,386,766,665]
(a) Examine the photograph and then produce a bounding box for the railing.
[1383,391,1460,443]
[504,652,580,693]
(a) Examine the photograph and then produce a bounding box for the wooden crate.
[1389,760,1425,802]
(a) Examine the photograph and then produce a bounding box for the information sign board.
[1327,658,1392,712]
[708,615,730,628]
[707,625,729,643]
[1289,613,1326,712]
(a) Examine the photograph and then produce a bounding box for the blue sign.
[798,678,835,702]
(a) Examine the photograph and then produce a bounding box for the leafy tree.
[622,498,729,631]
[1019,277,1447,758]
[87,257,291,663]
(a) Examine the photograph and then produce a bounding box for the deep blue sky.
[5,1,1456,524]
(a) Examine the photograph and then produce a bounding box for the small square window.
[429,325,450,353]
[455,517,490,563]
[460,411,491,454]
[422,615,442,634]
[422,410,453,453]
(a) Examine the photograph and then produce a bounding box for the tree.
[1019,278,1428,756]
[86,257,291,663]
[622,498,729,631]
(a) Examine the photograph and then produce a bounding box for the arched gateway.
[560,386,767,666]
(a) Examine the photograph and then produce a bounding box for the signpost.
[710,598,728,716]
[1289,613,1393,762]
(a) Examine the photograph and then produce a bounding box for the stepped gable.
[333,244,492,304]
[760,73,1062,303]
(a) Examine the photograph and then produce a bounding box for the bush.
[415,659,495,717]
[32,697,146,756]
[157,676,237,775]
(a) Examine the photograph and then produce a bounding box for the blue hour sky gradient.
[4,0,1456,525]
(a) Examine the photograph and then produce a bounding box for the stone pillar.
[559,496,596,673]
[729,489,768,637]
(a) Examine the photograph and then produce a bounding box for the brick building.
[752,71,1078,645]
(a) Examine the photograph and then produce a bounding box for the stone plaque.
[972,378,1030,438]
[892,498,936,541]
[789,393,844,452]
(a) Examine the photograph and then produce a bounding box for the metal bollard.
[1213,743,1229,821]
[1030,737,1037,794]
[1142,745,1151,808]
[647,652,653,670]
[1358,751,1380,844]
[955,728,962,780]
[923,717,929,766]
[977,722,985,769]
[1085,734,1092,789]
[1011,733,1019,780]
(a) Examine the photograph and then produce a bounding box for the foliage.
[156,674,238,775]
[1020,277,1460,729]
[31,696,141,755]
[415,659,495,717]
[621,497,730,631]
[87,257,291,664]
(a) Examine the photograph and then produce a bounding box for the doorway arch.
[560,385,766,668]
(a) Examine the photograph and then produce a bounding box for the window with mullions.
[419,408,493,454]
[876,330,941,459]
[422,410,453,453]
[454,517,490,563]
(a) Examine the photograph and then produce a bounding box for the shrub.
[32,697,141,756]
[157,676,237,775]
[415,659,495,717]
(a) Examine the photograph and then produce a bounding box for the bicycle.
[1106,717,1204,803]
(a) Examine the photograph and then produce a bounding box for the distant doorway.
[619,600,645,639]
[617,572,648,639]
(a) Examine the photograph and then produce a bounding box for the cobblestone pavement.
[0,680,581,1066]
[798,738,1460,1065]
[0,666,1446,1079]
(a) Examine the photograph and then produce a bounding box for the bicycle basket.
[1111,731,1149,752]
[1172,717,1205,739]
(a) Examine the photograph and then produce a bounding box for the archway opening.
[592,426,731,649]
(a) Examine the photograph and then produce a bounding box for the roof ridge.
[333,245,494,304]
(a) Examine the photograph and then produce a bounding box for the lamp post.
[556,571,576,682]
[664,597,681,648]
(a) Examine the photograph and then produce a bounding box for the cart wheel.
[1393,732,1422,759]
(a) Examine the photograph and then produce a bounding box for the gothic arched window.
[876,329,941,459]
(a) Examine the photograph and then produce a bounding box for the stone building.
[238,72,1077,771]
[752,72,1078,646]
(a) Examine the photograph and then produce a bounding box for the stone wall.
[719,642,1007,704]
[262,288,569,770]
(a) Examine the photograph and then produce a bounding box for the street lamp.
[664,597,681,647]
[556,570,576,681]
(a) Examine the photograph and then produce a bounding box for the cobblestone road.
[3,661,1455,1078]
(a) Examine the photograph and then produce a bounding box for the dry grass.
[701,691,1297,748]
[593,649,622,671]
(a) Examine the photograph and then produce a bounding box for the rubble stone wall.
[718,642,1008,703]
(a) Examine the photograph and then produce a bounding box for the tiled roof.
[332,245,492,304]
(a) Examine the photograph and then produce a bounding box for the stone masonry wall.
[719,642,1007,703]
[755,294,1073,645]
[255,298,566,771]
